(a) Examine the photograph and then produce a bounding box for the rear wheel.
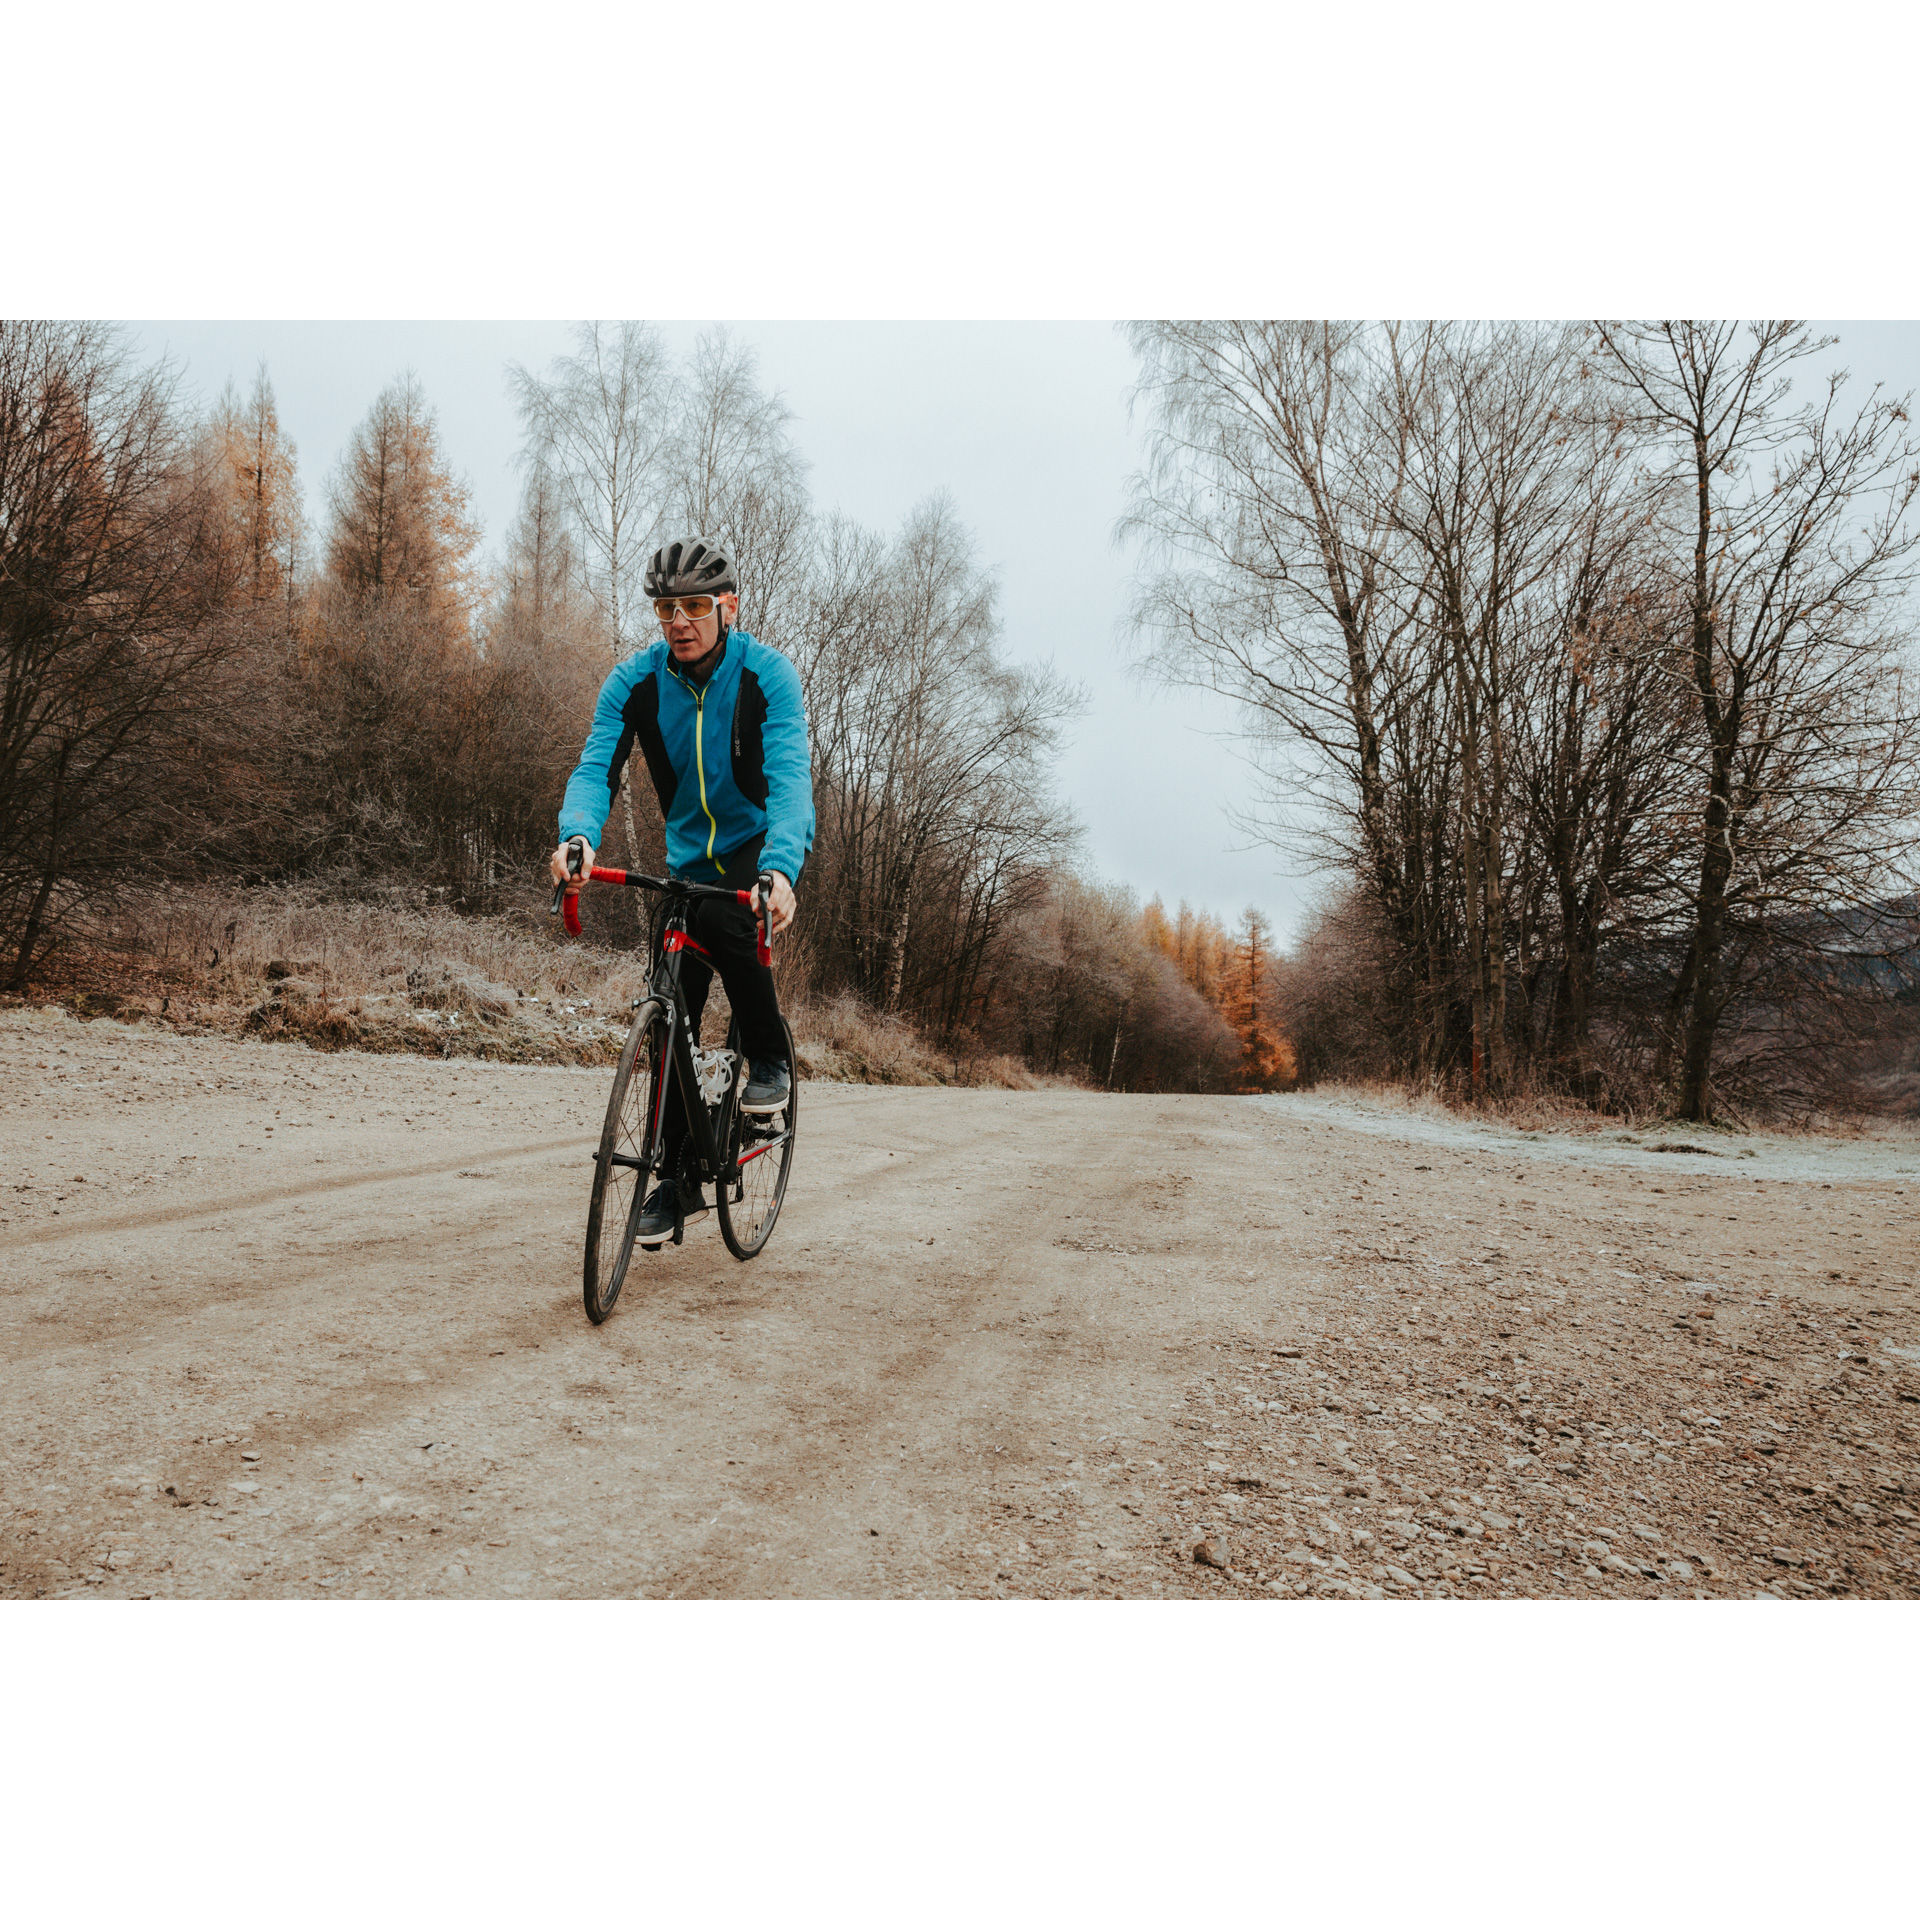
[717,1017,797,1260]
[584,1000,668,1323]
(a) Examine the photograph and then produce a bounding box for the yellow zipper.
[692,683,719,865]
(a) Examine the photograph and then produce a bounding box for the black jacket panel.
[627,674,679,820]
[731,666,771,808]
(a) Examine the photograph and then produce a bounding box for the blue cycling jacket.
[558,629,815,885]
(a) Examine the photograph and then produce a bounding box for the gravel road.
[4,1006,1916,1600]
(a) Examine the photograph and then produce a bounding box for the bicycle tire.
[583,999,668,1323]
[717,1016,797,1260]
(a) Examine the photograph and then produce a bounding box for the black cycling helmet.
[645,535,737,599]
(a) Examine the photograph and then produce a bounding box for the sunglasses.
[653,595,725,623]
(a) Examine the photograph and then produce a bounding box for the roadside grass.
[797,990,1046,1090]
[1298,1072,1915,1143]
[4,885,1042,1087]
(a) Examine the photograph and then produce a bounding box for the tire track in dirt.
[531,1093,1132,1598]
[7,1017,1913,1601]
[10,1049,1198,1599]
[2,1135,598,1250]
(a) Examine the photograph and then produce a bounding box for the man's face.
[663,593,737,668]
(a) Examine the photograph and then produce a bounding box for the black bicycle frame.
[576,871,771,1244]
[640,897,733,1193]
[559,844,775,1244]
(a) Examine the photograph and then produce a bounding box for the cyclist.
[551,535,814,1244]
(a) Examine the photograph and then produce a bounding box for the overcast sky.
[125,320,1920,945]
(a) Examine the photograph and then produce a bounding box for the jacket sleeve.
[558,656,642,851]
[754,646,816,884]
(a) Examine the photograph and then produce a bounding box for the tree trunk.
[7,859,61,990]
[1672,419,1732,1122]
[1483,649,1508,1093]
[1463,831,1486,1095]
[1549,869,1598,1094]
[1482,814,1506,1092]
[1674,753,1736,1119]
[1456,637,1488,1098]
[8,746,71,990]
[882,860,917,1014]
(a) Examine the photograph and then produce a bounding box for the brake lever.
[754,872,775,966]
[549,837,586,915]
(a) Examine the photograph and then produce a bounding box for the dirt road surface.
[5,1006,1917,1600]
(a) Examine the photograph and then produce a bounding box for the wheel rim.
[587,1015,662,1318]
[729,1105,791,1246]
[721,1027,795,1254]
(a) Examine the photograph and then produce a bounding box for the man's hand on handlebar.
[549,839,596,896]
[548,843,791,942]
[759,870,796,939]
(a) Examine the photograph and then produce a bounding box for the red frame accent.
[663,929,713,961]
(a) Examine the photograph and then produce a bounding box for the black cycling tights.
[660,838,789,1189]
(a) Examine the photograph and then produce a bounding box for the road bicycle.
[551,839,798,1324]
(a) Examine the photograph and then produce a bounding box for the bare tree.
[796,496,1082,1020]
[1503,451,1693,1093]
[1129,318,1920,1116]
[1123,321,1455,1070]
[495,462,600,655]
[1382,322,1595,1093]
[0,322,244,983]
[1124,323,1410,892]
[1594,321,1920,1118]
[667,327,814,649]
[508,322,676,664]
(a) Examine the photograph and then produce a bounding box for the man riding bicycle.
[550,535,814,1245]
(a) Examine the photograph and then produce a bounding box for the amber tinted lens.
[654,595,716,622]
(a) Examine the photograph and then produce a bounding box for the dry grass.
[793,991,1046,1090]
[1307,1072,1920,1145]
[1314,1075,1667,1137]
[7,885,1047,1087]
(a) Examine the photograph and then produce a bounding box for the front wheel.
[583,999,668,1323]
[717,1017,797,1260]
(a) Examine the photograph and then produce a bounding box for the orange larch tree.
[205,363,304,618]
[1223,904,1297,1090]
[324,371,481,638]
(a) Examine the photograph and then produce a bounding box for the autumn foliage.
[1141,898,1297,1090]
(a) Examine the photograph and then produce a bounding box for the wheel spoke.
[716,1019,797,1259]
[584,1006,665,1321]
